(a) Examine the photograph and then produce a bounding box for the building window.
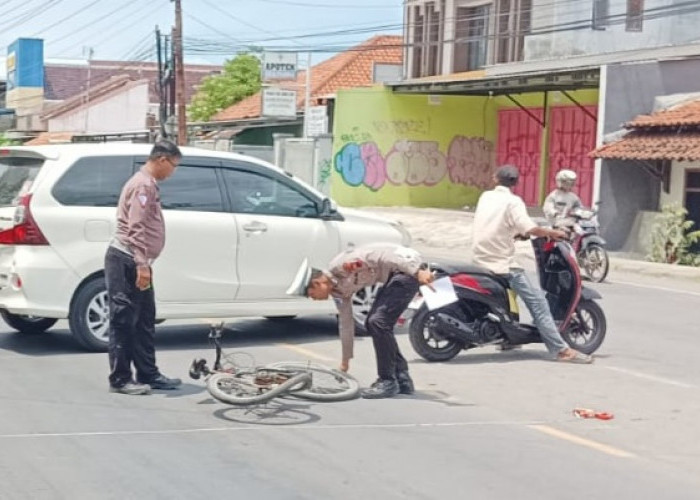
[494,0,531,64]
[426,2,441,77]
[412,6,424,78]
[454,4,490,72]
[626,0,644,32]
[592,0,609,30]
[410,2,443,78]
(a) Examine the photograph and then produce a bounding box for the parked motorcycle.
[407,236,606,362]
[566,207,609,283]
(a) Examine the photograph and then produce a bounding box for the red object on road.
[573,408,614,420]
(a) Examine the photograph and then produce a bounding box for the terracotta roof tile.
[625,99,700,128]
[212,35,402,122]
[591,131,700,161]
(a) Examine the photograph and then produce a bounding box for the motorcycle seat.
[429,260,509,286]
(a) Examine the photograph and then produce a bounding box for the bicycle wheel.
[207,370,312,406]
[267,362,360,402]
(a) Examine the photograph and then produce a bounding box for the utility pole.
[83,46,93,133]
[303,52,311,138]
[172,0,187,145]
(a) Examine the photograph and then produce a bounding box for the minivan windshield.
[0,157,43,207]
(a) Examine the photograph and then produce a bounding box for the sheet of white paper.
[419,276,458,310]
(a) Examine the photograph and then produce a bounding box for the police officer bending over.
[292,244,434,399]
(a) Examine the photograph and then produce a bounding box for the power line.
[254,0,400,8]
[181,1,700,55]
[0,0,64,32]
[29,0,104,37]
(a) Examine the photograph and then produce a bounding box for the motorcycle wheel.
[561,299,606,354]
[581,244,609,283]
[408,305,464,362]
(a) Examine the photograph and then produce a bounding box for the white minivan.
[0,144,410,350]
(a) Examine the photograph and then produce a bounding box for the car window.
[222,168,319,218]
[158,165,224,212]
[52,156,133,207]
[0,156,44,207]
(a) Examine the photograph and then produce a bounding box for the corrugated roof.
[24,131,74,145]
[41,75,148,120]
[212,35,402,122]
[44,60,222,103]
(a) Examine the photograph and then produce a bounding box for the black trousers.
[365,272,420,380]
[105,247,160,388]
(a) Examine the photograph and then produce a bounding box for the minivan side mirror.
[319,197,343,221]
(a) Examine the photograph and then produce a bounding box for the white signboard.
[305,105,328,137]
[262,88,297,117]
[262,52,298,81]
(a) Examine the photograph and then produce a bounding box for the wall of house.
[48,83,149,134]
[660,160,699,207]
[331,86,497,208]
[330,86,598,208]
[599,58,700,250]
[525,0,700,61]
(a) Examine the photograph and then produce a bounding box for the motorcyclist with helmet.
[543,169,582,227]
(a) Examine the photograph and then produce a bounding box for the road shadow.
[409,349,550,366]
[153,382,206,398]
[0,315,339,357]
[154,316,339,353]
[213,400,322,426]
[0,328,83,356]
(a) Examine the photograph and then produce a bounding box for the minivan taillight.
[0,194,49,245]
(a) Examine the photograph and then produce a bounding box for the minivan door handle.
[242,221,268,233]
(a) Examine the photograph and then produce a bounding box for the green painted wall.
[331,86,599,208]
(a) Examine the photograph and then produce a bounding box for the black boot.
[361,378,400,399]
[396,370,414,395]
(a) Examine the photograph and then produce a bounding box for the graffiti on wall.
[334,136,494,191]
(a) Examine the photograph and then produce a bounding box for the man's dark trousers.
[365,272,420,380]
[105,247,160,388]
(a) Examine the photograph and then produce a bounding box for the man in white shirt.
[472,165,592,363]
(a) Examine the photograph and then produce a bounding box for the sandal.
[558,349,594,364]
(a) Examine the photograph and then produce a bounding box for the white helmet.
[555,169,577,189]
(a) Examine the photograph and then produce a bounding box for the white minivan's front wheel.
[69,278,110,352]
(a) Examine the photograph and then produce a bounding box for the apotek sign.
[262,52,298,81]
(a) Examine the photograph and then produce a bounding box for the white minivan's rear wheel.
[69,277,110,352]
[0,311,57,334]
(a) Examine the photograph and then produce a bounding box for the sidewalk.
[358,206,700,282]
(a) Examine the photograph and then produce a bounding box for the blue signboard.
[6,38,44,91]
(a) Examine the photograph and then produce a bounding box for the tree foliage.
[647,203,700,266]
[189,53,262,122]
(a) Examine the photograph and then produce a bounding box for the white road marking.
[611,280,700,297]
[603,366,696,389]
[0,421,544,440]
[278,343,334,361]
[529,424,635,458]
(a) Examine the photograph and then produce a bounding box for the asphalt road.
[0,269,699,499]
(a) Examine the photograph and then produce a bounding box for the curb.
[359,207,700,281]
[609,257,700,281]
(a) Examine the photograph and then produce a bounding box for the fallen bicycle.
[189,323,360,406]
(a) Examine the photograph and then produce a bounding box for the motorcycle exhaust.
[434,312,480,345]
